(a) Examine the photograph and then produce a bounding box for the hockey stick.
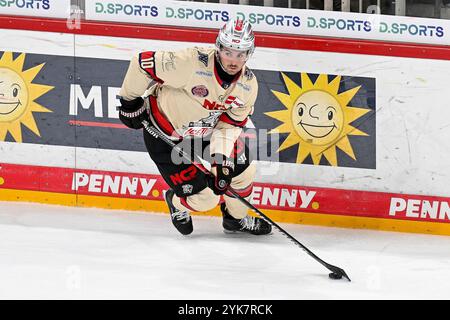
[142,120,351,282]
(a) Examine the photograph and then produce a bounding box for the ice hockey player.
[118,19,271,236]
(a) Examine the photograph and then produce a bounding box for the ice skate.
[221,203,272,235]
[165,189,193,235]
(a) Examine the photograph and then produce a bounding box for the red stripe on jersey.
[148,96,181,139]
[225,96,235,104]
[226,183,253,198]
[180,196,197,212]
[218,112,248,128]
[139,51,164,84]
[229,137,245,159]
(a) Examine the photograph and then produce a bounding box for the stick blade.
[327,265,351,282]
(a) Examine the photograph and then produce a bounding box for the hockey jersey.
[119,47,258,157]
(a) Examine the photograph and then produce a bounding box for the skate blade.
[223,229,241,234]
[223,229,273,236]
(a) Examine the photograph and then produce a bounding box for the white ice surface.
[0,201,449,300]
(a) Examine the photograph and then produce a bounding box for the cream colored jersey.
[119,47,258,157]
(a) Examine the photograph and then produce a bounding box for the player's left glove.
[209,154,235,195]
[118,97,147,129]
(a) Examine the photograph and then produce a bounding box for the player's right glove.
[208,154,235,195]
[118,97,147,129]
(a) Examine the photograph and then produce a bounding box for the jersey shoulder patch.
[197,50,209,67]
[244,67,254,81]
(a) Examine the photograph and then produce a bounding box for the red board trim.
[1,15,450,60]
[1,163,450,225]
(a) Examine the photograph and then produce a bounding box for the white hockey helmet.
[216,19,255,57]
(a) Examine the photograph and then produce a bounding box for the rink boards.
[1,16,450,235]
[1,163,450,235]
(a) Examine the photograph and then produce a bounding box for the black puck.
[329,272,343,280]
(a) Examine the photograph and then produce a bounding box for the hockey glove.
[118,97,147,129]
[209,154,235,195]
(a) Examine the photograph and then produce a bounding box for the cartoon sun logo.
[266,73,370,166]
[0,52,53,142]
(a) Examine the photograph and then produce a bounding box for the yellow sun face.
[0,52,53,142]
[292,90,345,146]
[266,73,370,166]
[0,68,29,121]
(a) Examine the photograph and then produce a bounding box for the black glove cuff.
[119,97,144,112]
[118,97,146,130]
[119,105,146,118]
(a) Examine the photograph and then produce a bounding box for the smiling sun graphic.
[266,73,370,166]
[0,52,53,142]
